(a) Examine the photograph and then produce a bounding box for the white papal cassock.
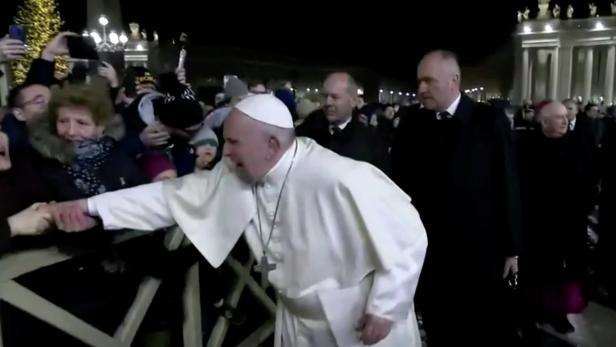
[87,137,427,347]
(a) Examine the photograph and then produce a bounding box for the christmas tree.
[11,0,68,84]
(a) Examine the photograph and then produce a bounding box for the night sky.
[0,0,552,80]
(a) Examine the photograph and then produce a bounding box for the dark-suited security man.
[296,72,390,173]
[391,50,522,347]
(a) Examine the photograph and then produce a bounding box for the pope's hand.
[356,314,393,345]
[48,200,97,232]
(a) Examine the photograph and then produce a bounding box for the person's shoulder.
[396,104,431,129]
[464,98,510,129]
[296,137,383,184]
[467,98,504,118]
[295,109,326,133]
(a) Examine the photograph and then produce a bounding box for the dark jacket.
[391,95,522,342]
[296,109,390,174]
[391,95,521,298]
[598,121,616,289]
[24,58,57,86]
[571,113,599,149]
[0,150,53,253]
[1,113,30,152]
[120,93,196,176]
[29,118,147,201]
[392,95,521,271]
[518,130,597,283]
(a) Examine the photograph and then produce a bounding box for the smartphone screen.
[8,25,26,43]
[66,36,99,60]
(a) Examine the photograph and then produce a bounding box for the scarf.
[64,137,114,196]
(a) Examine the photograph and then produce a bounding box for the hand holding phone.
[98,61,119,87]
[0,34,26,63]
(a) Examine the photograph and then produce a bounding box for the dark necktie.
[437,111,452,121]
[330,126,343,136]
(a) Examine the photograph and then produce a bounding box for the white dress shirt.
[329,117,352,134]
[424,93,461,120]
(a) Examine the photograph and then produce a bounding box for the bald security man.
[391,50,522,347]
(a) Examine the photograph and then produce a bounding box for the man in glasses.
[1,33,70,151]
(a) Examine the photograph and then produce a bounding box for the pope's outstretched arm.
[51,181,175,232]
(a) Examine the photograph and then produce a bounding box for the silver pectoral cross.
[254,255,276,288]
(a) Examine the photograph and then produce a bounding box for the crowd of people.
[0,29,615,347]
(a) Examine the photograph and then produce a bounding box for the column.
[558,46,573,100]
[521,48,530,103]
[584,46,594,103]
[605,45,616,104]
[549,48,559,100]
[533,49,549,102]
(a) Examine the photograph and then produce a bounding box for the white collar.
[444,93,462,116]
[419,92,461,116]
[259,140,297,187]
[336,117,352,130]
[329,116,352,132]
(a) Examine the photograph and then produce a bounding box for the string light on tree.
[11,0,67,83]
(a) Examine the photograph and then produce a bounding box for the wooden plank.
[183,262,202,347]
[113,277,161,344]
[234,320,275,347]
[0,281,125,347]
[115,227,187,344]
[227,257,276,315]
[206,255,254,347]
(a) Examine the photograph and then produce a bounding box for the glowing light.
[108,30,119,44]
[98,15,109,26]
[90,31,102,44]
[119,32,128,44]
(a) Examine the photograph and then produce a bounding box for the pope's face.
[223,110,274,183]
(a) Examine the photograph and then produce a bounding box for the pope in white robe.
[52,94,427,347]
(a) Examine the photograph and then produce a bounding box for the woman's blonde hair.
[48,83,114,131]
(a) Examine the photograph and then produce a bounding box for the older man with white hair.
[49,94,427,347]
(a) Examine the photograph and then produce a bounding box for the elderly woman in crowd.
[30,82,146,201]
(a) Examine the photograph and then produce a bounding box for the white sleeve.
[88,181,175,231]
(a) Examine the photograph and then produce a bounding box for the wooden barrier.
[0,227,277,347]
